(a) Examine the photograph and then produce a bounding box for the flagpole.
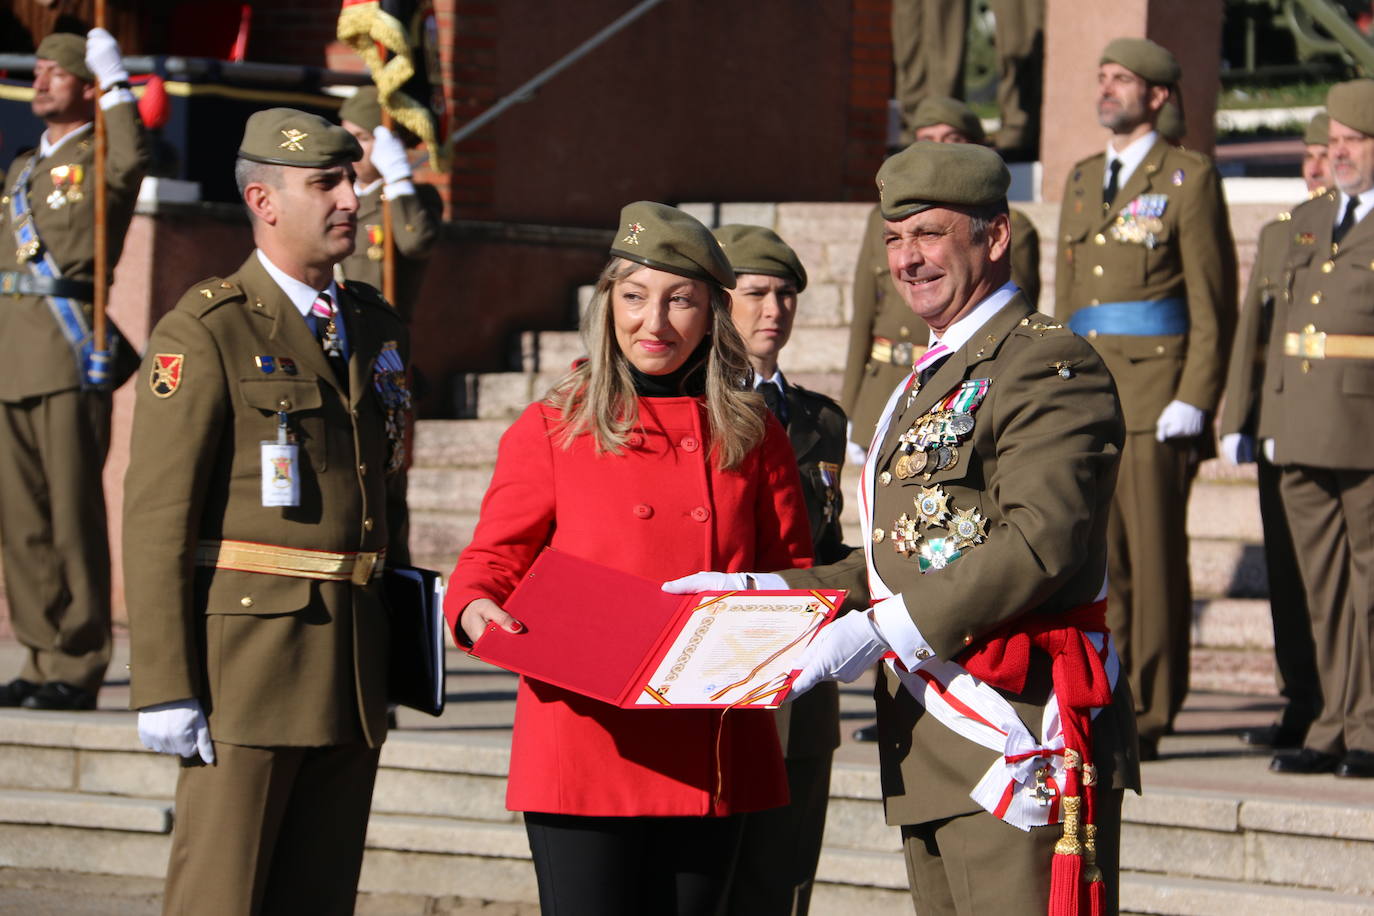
[92,0,109,375]
[380,110,396,305]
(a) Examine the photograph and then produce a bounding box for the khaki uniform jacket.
[1056,139,1236,432]
[338,183,441,324]
[1265,192,1374,469]
[124,253,409,749]
[0,101,149,400]
[1221,215,1291,440]
[787,295,1138,825]
[777,381,853,758]
[842,205,1040,444]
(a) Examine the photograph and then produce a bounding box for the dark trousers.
[162,742,381,916]
[523,811,744,916]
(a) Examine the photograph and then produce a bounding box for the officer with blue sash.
[1055,38,1236,759]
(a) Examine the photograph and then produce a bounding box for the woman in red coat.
[445,201,813,916]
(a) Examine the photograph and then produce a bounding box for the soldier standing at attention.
[1056,38,1236,760]
[0,30,147,711]
[1219,112,1330,752]
[842,96,1040,466]
[125,109,410,911]
[1264,81,1374,779]
[713,224,851,916]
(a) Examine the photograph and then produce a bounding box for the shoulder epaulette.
[1016,314,1070,337]
[177,278,245,317]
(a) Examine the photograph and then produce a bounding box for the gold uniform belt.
[196,539,385,585]
[871,336,915,367]
[1284,327,1374,360]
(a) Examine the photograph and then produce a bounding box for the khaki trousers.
[1280,466,1374,755]
[0,388,111,691]
[162,741,381,916]
[1257,457,1320,733]
[988,0,1044,151]
[892,0,969,142]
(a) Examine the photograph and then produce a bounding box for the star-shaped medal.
[914,485,951,528]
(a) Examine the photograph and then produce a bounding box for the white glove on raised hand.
[137,698,215,764]
[370,126,413,187]
[1155,399,1205,442]
[1221,432,1256,465]
[789,610,890,698]
[85,28,129,90]
[661,570,790,593]
[1263,437,1276,463]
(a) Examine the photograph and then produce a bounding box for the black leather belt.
[0,270,94,301]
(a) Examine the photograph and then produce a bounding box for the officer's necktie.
[1335,194,1361,245]
[311,293,349,388]
[760,380,787,425]
[1103,159,1123,210]
[914,341,951,389]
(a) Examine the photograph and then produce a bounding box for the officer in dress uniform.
[713,224,852,916]
[1056,38,1237,760]
[842,95,1040,472]
[1218,112,1330,752]
[0,30,147,711]
[670,143,1138,915]
[124,109,411,911]
[1264,81,1374,779]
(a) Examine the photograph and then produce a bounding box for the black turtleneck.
[628,339,710,398]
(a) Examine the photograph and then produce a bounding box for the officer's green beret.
[339,86,382,133]
[876,142,1010,221]
[1100,37,1181,85]
[35,33,93,83]
[1327,80,1374,137]
[910,96,986,144]
[238,108,362,168]
[609,201,735,289]
[1305,111,1330,146]
[1157,100,1186,142]
[712,225,808,292]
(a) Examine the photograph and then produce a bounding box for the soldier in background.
[1056,38,1236,760]
[0,30,147,711]
[714,224,851,916]
[1219,112,1329,752]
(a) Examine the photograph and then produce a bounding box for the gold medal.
[909,450,928,475]
[894,453,913,479]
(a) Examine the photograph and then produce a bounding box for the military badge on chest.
[365,224,384,261]
[1110,193,1168,249]
[889,378,988,482]
[46,165,84,209]
[372,342,411,473]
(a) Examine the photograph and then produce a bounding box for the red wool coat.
[445,396,814,816]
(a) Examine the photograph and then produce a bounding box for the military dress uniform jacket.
[124,253,409,749]
[1266,192,1374,468]
[338,183,441,324]
[1056,139,1236,430]
[1221,216,1291,440]
[842,205,1041,445]
[787,295,1138,826]
[0,101,148,400]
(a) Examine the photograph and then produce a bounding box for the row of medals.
[889,408,974,481]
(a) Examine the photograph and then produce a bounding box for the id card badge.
[261,441,300,507]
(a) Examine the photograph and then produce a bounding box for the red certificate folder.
[470,548,845,709]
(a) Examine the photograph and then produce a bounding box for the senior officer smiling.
[124,109,410,913]
[669,143,1138,915]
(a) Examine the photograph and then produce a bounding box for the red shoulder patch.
[149,353,184,398]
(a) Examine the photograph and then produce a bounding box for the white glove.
[1220,432,1255,465]
[1263,437,1276,463]
[137,698,215,764]
[1154,399,1205,442]
[790,609,890,698]
[370,126,413,187]
[85,28,129,91]
[846,440,868,466]
[661,570,789,593]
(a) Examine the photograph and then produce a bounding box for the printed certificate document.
[470,548,845,709]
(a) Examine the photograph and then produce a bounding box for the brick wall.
[844,0,893,202]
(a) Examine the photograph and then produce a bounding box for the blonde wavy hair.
[547,257,765,470]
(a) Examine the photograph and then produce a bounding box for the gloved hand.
[846,440,868,467]
[789,610,890,698]
[661,570,789,593]
[370,126,413,186]
[1155,399,1205,442]
[1263,437,1276,463]
[137,698,215,763]
[1220,432,1255,465]
[85,28,129,91]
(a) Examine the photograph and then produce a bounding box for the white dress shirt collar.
[255,249,340,318]
[1335,191,1374,232]
[926,282,1019,354]
[1105,130,1158,191]
[38,123,92,161]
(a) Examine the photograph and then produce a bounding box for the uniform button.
[1322,261,1335,273]
[963,634,973,645]
[358,462,367,474]
[633,504,653,519]
[916,648,933,660]
[899,327,911,338]
[363,517,374,531]
[1092,265,1104,277]
[690,506,711,522]
[1311,292,1323,305]
[1093,233,1106,245]
[1301,359,1311,373]
[1154,345,1165,355]
[1087,329,1099,339]
[351,408,360,418]
[879,471,893,486]
[240,596,254,608]
[278,398,292,410]
[681,436,700,452]
[872,528,885,543]
[1089,298,1100,306]
[627,433,644,447]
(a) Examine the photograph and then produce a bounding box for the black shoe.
[0,678,40,707]
[1336,749,1374,779]
[1270,747,1341,774]
[20,682,96,711]
[1137,736,1160,762]
[852,723,879,742]
[1240,722,1306,749]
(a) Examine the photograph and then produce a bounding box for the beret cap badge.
[278,129,309,152]
[623,222,645,245]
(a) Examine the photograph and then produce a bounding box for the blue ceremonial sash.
[1067,298,1189,337]
[7,151,115,389]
